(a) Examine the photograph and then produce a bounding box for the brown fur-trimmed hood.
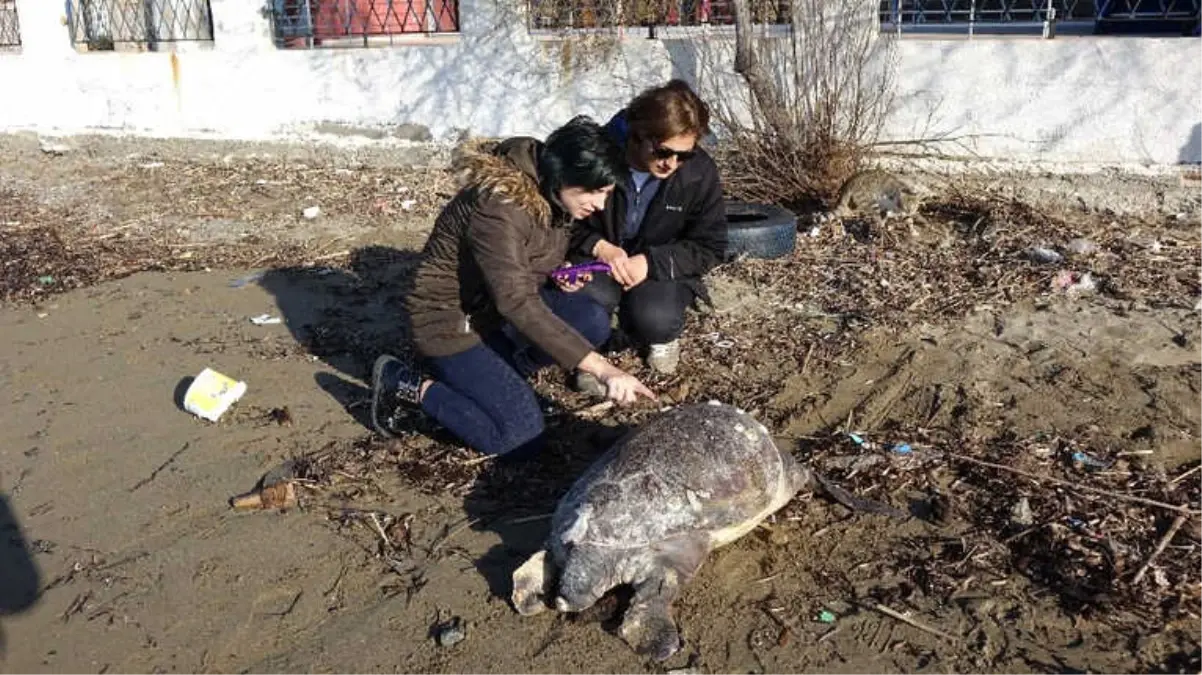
[450,136,554,228]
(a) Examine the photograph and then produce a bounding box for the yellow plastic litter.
[183,367,248,422]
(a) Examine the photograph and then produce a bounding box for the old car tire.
[724,201,797,261]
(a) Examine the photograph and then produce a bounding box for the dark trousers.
[580,274,695,346]
[419,286,610,458]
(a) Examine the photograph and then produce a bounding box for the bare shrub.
[713,0,899,209]
[503,0,898,208]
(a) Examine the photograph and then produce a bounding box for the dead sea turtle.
[511,401,904,661]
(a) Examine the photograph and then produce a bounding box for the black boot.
[371,354,423,438]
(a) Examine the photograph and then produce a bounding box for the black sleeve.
[645,156,727,280]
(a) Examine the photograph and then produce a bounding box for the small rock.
[1066,238,1097,255]
[1026,246,1063,264]
[824,599,854,614]
[1009,497,1034,527]
[401,199,417,211]
[436,617,467,647]
[302,206,321,219]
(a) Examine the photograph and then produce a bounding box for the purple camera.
[550,261,611,285]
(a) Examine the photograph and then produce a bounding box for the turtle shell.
[550,402,793,551]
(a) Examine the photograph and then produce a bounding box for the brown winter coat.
[404,136,594,370]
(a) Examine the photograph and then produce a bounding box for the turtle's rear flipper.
[814,472,909,520]
[512,549,553,616]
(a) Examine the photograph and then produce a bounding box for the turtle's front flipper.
[512,549,554,616]
[620,539,706,662]
[619,567,684,661]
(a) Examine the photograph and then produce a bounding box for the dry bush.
[511,0,899,208]
[712,0,899,209]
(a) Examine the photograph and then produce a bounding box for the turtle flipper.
[512,549,553,616]
[621,537,708,662]
[619,568,684,662]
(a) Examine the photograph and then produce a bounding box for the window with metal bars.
[67,0,214,50]
[0,0,20,48]
[878,0,1199,34]
[526,0,792,30]
[270,0,460,48]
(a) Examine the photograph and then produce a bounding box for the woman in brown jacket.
[371,116,656,460]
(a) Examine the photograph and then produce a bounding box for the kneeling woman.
[371,116,656,459]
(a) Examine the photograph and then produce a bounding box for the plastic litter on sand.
[183,367,248,422]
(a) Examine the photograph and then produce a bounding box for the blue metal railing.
[880,0,1200,34]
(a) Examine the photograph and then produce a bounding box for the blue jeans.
[419,287,610,458]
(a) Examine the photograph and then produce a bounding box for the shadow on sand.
[1,492,42,659]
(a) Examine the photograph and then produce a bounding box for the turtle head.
[791,463,819,494]
[553,544,613,614]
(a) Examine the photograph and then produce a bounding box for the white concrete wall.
[885,37,1202,166]
[0,0,1198,165]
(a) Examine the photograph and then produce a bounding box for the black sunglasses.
[651,145,696,162]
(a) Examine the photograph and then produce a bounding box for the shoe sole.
[370,354,399,439]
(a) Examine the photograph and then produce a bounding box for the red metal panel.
[311,0,457,39]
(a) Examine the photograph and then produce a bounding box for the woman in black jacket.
[569,79,728,382]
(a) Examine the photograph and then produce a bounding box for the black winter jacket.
[568,109,727,293]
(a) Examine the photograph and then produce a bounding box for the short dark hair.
[626,79,711,144]
[539,115,627,197]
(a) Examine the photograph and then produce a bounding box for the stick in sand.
[367,512,393,551]
[1171,464,1201,486]
[1132,513,1189,585]
[868,603,960,643]
[947,453,1201,516]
